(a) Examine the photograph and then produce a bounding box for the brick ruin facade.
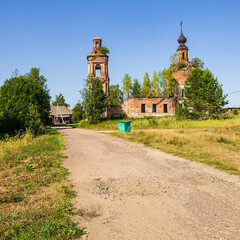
[88,24,194,118]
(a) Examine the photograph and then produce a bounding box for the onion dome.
[177,21,188,50]
[178,32,187,45]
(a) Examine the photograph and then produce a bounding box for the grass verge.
[110,125,240,176]
[75,114,240,131]
[0,127,85,239]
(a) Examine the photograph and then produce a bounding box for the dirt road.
[57,126,240,240]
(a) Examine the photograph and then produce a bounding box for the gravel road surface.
[56,126,240,240]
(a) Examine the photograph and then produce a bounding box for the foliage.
[233,108,239,115]
[0,68,50,135]
[71,102,84,123]
[109,84,124,107]
[177,62,187,70]
[152,71,161,97]
[141,72,152,97]
[158,71,167,97]
[131,78,142,98]
[81,76,108,123]
[52,93,70,107]
[0,128,85,238]
[180,68,229,119]
[99,46,110,55]
[162,67,178,98]
[190,57,204,69]
[122,74,132,99]
[170,53,178,67]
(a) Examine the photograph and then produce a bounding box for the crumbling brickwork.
[110,98,175,118]
[87,38,110,95]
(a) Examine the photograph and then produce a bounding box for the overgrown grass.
[76,114,240,131]
[110,126,240,176]
[0,127,85,239]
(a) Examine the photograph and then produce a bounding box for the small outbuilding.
[50,106,73,124]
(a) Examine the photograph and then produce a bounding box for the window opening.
[141,104,146,113]
[96,42,99,48]
[152,104,157,113]
[163,104,168,113]
[95,69,101,77]
[182,52,185,59]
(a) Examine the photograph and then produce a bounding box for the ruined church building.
[87,24,193,118]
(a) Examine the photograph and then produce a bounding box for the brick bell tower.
[87,38,110,96]
[172,22,193,99]
[177,21,189,63]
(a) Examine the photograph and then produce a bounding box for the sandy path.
[56,126,240,240]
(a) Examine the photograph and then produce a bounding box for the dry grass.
[111,126,240,175]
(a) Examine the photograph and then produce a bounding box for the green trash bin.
[118,121,131,133]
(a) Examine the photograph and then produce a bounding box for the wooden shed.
[50,106,73,124]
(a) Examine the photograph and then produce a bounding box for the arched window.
[96,42,99,48]
[182,52,185,59]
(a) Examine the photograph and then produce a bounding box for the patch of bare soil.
[56,126,240,240]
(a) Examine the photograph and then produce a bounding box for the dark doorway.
[141,104,146,113]
[152,104,157,113]
[163,104,168,113]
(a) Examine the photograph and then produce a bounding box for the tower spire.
[177,21,189,63]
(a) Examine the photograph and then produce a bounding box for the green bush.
[0,68,50,135]
[233,108,239,115]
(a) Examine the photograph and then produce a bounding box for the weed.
[217,137,232,144]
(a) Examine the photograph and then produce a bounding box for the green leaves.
[181,68,228,119]
[71,102,84,123]
[109,85,123,107]
[99,46,110,55]
[0,68,50,134]
[131,78,141,98]
[141,72,151,97]
[81,76,108,123]
[52,93,70,107]
[122,74,132,99]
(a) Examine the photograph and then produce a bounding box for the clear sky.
[0,0,239,108]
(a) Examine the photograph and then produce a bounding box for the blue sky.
[0,0,239,108]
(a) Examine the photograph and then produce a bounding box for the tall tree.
[0,68,50,134]
[158,71,167,97]
[52,93,70,107]
[131,78,141,98]
[141,72,151,97]
[190,57,204,69]
[152,71,160,97]
[122,74,132,99]
[170,53,178,67]
[81,76,107,123]
[109,84,123,107]
[162,67,178,98]
[71,102,84,123]
[180,68,228,119]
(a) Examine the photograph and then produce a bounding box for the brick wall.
[110,98,176,118]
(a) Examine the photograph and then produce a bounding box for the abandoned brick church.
[87,26,194,118]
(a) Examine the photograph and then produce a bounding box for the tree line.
[0,55,229,135]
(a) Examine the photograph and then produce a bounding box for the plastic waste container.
[118,121,131,133]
